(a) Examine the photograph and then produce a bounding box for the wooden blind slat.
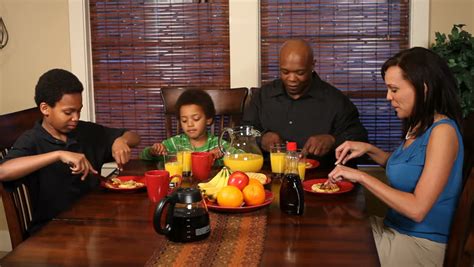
[261,0,409,152]
[89,0,230,157]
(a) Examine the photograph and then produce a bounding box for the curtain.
[261,0,410,152]
[89,0,230,156]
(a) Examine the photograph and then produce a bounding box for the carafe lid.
[286,142,297,151]
[176,188,203,204]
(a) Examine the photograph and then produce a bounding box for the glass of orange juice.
[176,146,192,177]
[297,150,306,180]
[270,144,286,178]
[164,153,183,180]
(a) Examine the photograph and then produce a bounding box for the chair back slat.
[0,107,41,248]
[444,114,474,266]
[161,88,248,138]
[444,167,474,267]
[0,107,42,150]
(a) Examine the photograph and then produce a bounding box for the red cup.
[191,152,215,181]
[144,170,181,202]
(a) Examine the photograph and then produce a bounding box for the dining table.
[1,159,380,266]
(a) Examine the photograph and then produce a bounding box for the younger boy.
[140,89,226,165]
[0,69,140,233]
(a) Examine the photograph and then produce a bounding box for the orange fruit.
[217,186,244,207]
[242,184,266,206]
[248,178,264,189]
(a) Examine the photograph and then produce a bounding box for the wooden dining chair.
[444,119,474,267]
[160,88,248,138]
[245,87,261,111]
[0,107,42,249]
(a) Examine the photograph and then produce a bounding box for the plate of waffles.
[302,178,354,194]
[101,176,146,192]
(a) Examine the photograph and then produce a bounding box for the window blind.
[261,0,409,152]
[89,0,230,157]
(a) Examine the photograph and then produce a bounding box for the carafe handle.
[218,127,233,154]
[153,194,177,235]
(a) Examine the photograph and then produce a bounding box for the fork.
[322,162,343,188]
[96,168,119,183]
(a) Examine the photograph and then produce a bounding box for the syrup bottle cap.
[286,142,297,151]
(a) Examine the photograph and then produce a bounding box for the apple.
[227,171,249,191]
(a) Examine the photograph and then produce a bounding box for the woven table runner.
[145,209,267,267]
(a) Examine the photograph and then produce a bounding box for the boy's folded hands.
[208,147,223,159]
[150,143,167,156]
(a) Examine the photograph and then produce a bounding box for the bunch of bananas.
[198,167,231,202]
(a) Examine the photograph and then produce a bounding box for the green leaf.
[431,24,474,118]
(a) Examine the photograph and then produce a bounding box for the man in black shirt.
[0,69,140,232]
[243,39,367,167]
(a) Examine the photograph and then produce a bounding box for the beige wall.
[0,0,70,252]
[0,0,71,115]
[429,0,474,43]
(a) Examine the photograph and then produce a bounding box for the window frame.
[68,0,429,120]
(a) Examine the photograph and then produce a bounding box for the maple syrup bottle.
[279,142,304,215]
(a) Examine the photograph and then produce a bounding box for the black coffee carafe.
[153,188,211,242]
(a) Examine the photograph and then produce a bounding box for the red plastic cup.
[191,152,215,181]
[144,170,181,202]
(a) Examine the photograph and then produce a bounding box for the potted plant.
[431,24,474,119]
[431,24,474,176]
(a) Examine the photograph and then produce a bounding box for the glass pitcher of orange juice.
[218,125,263,172]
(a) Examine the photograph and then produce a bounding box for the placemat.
[145,209,267,267]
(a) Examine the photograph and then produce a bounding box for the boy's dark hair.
[175,89,216,122]
[34,69,84,107]
[381,47,462,139]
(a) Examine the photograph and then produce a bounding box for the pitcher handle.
[218,127,233,154]
[251,127,261,137]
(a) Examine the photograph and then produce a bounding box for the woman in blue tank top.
[328,47,464,266]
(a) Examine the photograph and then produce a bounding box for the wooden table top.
[1,160,379,266]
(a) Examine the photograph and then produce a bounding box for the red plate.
[101,176,146,192]
[303,178,354,194]
[305,159,320,169]
[205,190,274,213]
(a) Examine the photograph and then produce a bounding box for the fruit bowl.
[205,190,274,213]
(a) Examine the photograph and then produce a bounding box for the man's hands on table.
[302,134,335,156]
[262,132,336,157]
[261,132,284,152]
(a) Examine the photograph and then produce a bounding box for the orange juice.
[165,161,183,177]
[298,161,306,180]
[224,153,263,172]
[270,152,286,173]
[177,151,192,172]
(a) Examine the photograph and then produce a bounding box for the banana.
[198,167,231,201]
[198,167,229,188]
[200,186,221,202]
